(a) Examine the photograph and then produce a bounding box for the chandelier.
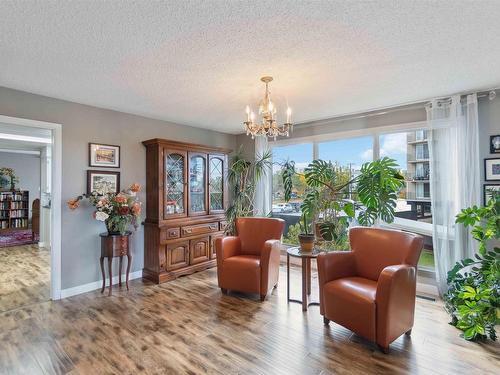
[244,76,292,140]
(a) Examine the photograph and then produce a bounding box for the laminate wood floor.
[0,264,498,375]
[0,244,50,313]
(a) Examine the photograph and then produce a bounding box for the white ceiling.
[1,1,500,134]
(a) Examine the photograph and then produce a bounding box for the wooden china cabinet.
[142,139,230,283]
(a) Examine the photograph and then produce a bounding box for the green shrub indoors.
[444,190,500,341]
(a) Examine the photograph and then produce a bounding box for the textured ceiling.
[1,1,500,134]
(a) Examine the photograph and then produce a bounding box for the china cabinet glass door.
[164,150,187,218]
[188,153,207,215]
[209,155,225,213]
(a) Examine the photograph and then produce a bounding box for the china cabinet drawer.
[161,227,180,242]
[181,222,218,237]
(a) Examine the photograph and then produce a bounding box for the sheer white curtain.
[254,136,272,216]
[427,94,480,295]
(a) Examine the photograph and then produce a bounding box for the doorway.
[0,115,62,310]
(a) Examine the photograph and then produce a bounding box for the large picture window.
[270,126,435,271]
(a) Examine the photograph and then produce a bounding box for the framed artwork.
[484,158,500,181]
[87,170,120,195]
[483,184,500,205]
[89,143,120,168]
[490,135,500,154]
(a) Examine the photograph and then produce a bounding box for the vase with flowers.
[67,183,142,235]
[0,167,19,191]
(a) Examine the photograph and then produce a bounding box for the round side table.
[287,247,322,311]
[99,232,132,296]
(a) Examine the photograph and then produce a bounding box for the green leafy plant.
[225,147,272,235]
[281,157,404,246]
[444,190,500,341]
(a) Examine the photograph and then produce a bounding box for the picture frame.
[483,184,500,205]
[89,143,120,168]
[490,135,500,154]
[87,170,120,195]
[484,158,500,181]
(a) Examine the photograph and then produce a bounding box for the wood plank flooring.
[0,264,499,374]
[0,244,50,313]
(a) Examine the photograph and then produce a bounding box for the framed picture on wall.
[87,170,120,195]
[89,143,120,168]
[490,135,500,154]
[484,184,500,205]
[484,158,500,181]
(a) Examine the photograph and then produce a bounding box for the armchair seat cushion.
[323,277,377,341]
[219,255,261,294]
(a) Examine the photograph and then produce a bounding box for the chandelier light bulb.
[286,107,291,123]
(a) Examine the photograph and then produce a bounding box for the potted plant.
[298,212,314,252]
[444,190,499,341]
[67,183,142,235]
[281,157,404,248]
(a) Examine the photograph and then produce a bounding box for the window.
[271,143,313,245]
[269,127,435,271]
[415,143,429,160]
[318,135,373,170]
[379,130,434,270]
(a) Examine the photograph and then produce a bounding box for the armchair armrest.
[215,236,241,265]
[376,264,417,348]
[260,240,282,295]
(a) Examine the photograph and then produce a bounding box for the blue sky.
[271,133,408,172]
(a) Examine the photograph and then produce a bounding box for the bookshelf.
[0,191,29,231]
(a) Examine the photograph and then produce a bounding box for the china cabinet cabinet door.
[189,237,210,265]
[164,149,187,219]
[208,154,225,214]
[188,152,208,216]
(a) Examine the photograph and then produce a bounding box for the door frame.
[0,114,62,300]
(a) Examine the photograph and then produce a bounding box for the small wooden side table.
[287,247,321,311]
[99,232,132,296]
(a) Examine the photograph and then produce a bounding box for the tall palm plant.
[225,147,272,235]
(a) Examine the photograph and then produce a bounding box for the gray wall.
[478,96,500,190]
[0,86,236,289]
[0,151,40,219]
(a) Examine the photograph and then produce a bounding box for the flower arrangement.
[0,167,19,190]
[67,183,142,235]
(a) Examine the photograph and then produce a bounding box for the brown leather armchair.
[318,227,423,353]
[215,217,285,301]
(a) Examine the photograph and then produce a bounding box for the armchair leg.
[260,294,266,302]
[221,288,228,295]
[323,317,330,326]
[405,329,412,336]
[378,345,390,354]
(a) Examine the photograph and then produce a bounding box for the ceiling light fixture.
[244,76,292,140]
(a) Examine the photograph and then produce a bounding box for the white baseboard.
[60,270,143,299]
[38,241,50,248]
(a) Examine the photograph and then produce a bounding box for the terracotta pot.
[298,233,315,252]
